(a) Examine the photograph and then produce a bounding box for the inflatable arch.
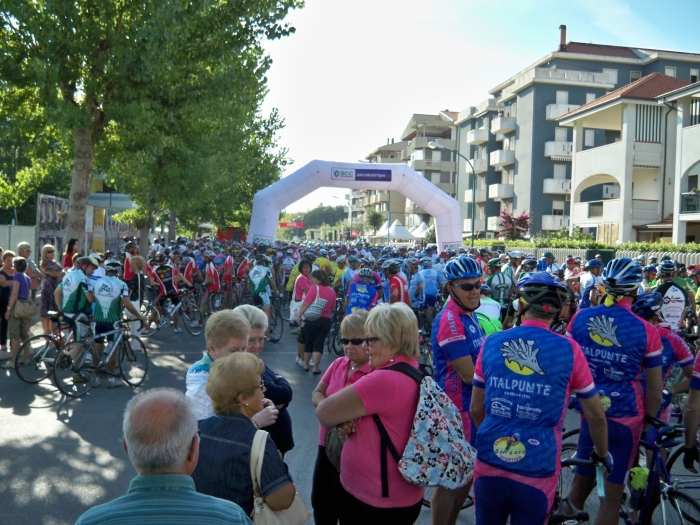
[248,160,463,251]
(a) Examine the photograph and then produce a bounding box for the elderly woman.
[40,244,63,335]
[316,303,423,525]
[185,310,278,428]
[191,352,297,515]
[2,257,33,369]
[311,310,372,525]
[0,249,12,356]
[297,269,336,374]
[235,304,294,456]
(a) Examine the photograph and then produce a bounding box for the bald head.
[123,388,198,475]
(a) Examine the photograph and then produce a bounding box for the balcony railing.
[464,188,487,203]
[546,104,580,121]
[681,193,700,213]
[489,183,514,200]
[489,149,515,167]
[543,178,572,194]
[412,159,456,171]
[469,158,488,174]
[542,215,570,230]
[487,216,500,231]
[490,116,516,135]
[544,141,573,159]
[466,128,489,145]
[500,67,614,100]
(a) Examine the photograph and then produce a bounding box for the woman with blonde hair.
[316,303,422,525]
[235,304,294,456]
[39,244,63,334]
[311,310,372,525]
[191,352,297,515]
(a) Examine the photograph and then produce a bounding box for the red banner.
[279,222,304,228]
[351,230,358,238]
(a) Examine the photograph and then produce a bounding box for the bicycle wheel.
[269,307,283,340]
[558,443,598,523]
[329,316,343,356]
[666,442,700,502]
[53,342,98,398]
[209,292,224,312]
[182,301,204,336]
[119,336,149,387]
[648,488,700,524]
[15,334,60,384]
[421,486,473,509]
[279,295,291,321]
[140,303,162,337]
[418,341,434,378]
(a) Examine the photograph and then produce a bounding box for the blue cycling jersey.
[420,268,443,296]
[408,271,424,306]
[344,282,378,315]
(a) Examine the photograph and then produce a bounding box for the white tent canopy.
[387,219,415,240]
[248,160,462,251]
[408,225,418,234]
[374,220,389,237]
[412,222,429,238]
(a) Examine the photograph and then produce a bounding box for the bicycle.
[324,298,344,356]
[53,319,149,398]
[141,289,203,336]
[14,311,73,384]
[418,329,434,378]
[266,294,285,341]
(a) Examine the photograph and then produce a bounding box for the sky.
[261,0,700,213]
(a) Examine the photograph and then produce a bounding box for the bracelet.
[251,419,260,430]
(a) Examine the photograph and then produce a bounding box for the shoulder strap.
[384,361,424,382]
[249,429,268,498]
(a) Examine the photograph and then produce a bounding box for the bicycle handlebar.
[561,457,606,500]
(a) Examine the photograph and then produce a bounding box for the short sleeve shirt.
[690,352,700,391]
[58,269,93,315]
[248,265,272,295]
[93,276,129,323]
[390,274,411,305]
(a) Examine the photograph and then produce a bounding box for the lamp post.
[429,141,477,248]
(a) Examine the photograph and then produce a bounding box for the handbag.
[249,430,310,525]
[13,298,36,320]
[324,427,346,473]
[303,285,327,322]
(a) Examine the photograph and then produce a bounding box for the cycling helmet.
[77,256,99,268]
[587,259,604,269]
[319,249,328,256]
[536,259,548,272]
[601,258,643,295]
[661,254,672,262]
[255,254,269,264]
[336,255,346,263]
[203,250,215,259]
[507,250,525,259]
[516,272,569,315]
[420,257,432,268]
[542,251,555,260]
[479,248,490,256]
[89,252,104,262]
[527,253,536,259]
[406,257,420,266]
[358,267,374,280]
[104,259,122,273]
[631,292,663,320]
[381,260,401,274]
[691,268,700,277]
[154,252,167,263]
[442,255,482,282]
[658,260,676,276]
[643,265,658,273]
[480,284,492,297]
[521,259,537,271]
[347,256,358,264]
[487,259,502,268]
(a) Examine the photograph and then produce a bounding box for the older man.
[17,242,41,302]
[75,388,252,525]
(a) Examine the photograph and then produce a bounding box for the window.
[586,93,596,104]
[423,172,431,180]
[584,129,595,147]
[555,127,568,142]
[553,164,566,179]
[691,69,699,83]
[665,66,676,78]
[556,91,569,105]
[630,71,642,82]
[440,172,452,184]
[602,68,618,84]
[552,200,565,215]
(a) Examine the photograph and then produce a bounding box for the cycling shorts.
[474,460,553,525]
[253,291,270,307]
[462,410,476,446]
[94,321,118,344]
[158,294,181,308]
[575,416,641,485]
[63,312,90,343]
[424,294,437,307]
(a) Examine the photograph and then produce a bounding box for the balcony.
[490,116,516,135]
[631,199,660,221]
[367,192,389,204]
[466,128,489,145]
[413,136,457,151]
[546,104,580,121]
[572,199,621,223]
[469,158,488,174]
[489,149,515,167]
[489,183,514,200]
[632,141,663,168]
[464,188,487,203]
[543,178,572,194]
[487,216,500,231]
[681,193,700,214]
[544,141,573,159]
[412,159,456,171]
[464,218,486,232]
[542,215,570,230]
[499,67,614,101]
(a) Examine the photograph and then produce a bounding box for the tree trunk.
[65,128,95,243]
[168,210,177,243]
[139,223,151,256]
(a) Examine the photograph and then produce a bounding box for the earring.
[244,403,249,406]
[389,357,394,362]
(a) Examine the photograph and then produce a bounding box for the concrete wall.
[513,86,534,218]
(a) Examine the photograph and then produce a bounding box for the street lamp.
[429,141,477,248]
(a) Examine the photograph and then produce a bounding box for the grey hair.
[122,388,198,475]
[233,304,268,331]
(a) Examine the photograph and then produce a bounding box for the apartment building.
[361,139,409,226]
[455,25,700,240]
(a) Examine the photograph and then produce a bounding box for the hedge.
[466,239,700,253]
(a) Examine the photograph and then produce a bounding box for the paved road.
[0,318,489,525]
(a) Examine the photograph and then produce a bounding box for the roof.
[561,73,690,120]
[563,42,639,59]
[658,80,700,102]
[440,110,459,120]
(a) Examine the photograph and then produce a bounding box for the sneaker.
[93,378,101,388]
[107,379,122,389]
[1,361,14,369]
[173,328,182,334]
[190,321,201,328]
[290,328,300,335]
[295,357,303,366]
[268,336,280,344]
[72,373,90,384]
[310,359,314,367]
[0,350,11,361]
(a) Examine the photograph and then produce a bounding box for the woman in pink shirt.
[311,310,372,525]
[316,303,423,525]
[297,270,337,374]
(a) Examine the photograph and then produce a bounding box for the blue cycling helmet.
[516,271,569,314]
[586,259,604,269]
[602,258,643,295]
[658,260,676,276]
[480,284,492,297]
[443,255,482,281]
[643,265,658,273]
[536,258,548,272]
[631,292,663,320]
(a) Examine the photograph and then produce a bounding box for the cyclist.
[653,260,690,330]
[475,284,503,335]
[641,265,657,292]
[578,259,604,309]
[406,257,424,309]
[331,255,346,291]
[502,250,524,280]
[486,258,514,321]
[314,248,332,276]
[471,272,610,525]
[247,255,281,343]
[55,255,97,342]
[418,256,444,324]
[429,255,485,525]
[149,252,192,334]
[343,267,378,316]
[682,351,700,472]
[200,250,221,316]
[566,258,663,525]
[383,259,411,306]
[341,256,360,294]
[121,241,139,282]
[542,251,561,275]
[92,260,147,388]
[281,249,297,289]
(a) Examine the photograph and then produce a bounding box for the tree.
[498,210,532,241]
[365,209,386,233]
[0,0,300,241]
[424,225,436,244]
[303,205,347,229]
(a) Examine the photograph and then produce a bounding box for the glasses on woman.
[258,379,265,390]
[248,336,268,346]
[340,337,364,346]
[362,337,381,347]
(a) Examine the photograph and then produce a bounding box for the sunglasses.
[259,379,265,391]
[362,337,381,346]
[340,337,364,346]
[47,250,54,253]
[450,281,481,292]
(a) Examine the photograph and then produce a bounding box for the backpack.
[372,362,476,496]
